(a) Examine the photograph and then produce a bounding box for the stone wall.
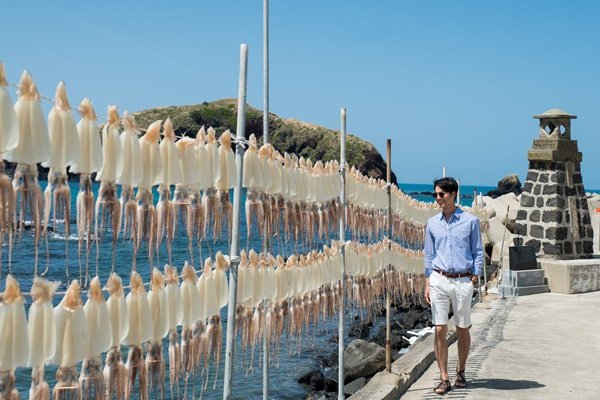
[514,160,593,259]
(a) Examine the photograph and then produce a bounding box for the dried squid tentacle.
[137,189,157,264]
[0,161,15,277]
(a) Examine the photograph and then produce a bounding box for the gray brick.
[523,181,533,192]
[543,185,559,195]
[539,173,549,183]
[526,170,539,182]
[534,185,542,195]
[530,225,544,239]
[546,227,568,240]
[583,241,594,255]
[524,238,541,252]
[521,194,534,207]
[545,196,565,208]
[536,197,544,208]
[542,210,562,223]
[517,209,528,221]
[563,241,573,255]
[529,210,540,222]
[543,241,561,255]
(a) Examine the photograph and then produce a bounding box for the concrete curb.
[348,302,491,399]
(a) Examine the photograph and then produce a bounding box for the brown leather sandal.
[455,369,468,388]
[434,379,452,395]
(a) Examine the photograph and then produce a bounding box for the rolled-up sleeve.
[470,218,484,276]
[424,222,435,277]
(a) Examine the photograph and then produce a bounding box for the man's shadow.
[468,378,545,390]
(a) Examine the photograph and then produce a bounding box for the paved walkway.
[400,291,600,399]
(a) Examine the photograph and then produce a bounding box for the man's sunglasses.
[432,192,448,199]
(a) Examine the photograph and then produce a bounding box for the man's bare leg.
[456,326,471,372]
[434,325,449,380]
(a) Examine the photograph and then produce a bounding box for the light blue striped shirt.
[424,208,484,278]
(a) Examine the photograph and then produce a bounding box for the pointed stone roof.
[533,108,577,119]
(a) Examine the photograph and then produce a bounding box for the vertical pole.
[223,43,248,400]
[442,163,446,178]
[338,108,347,400]
[457,178,461,206]
[385,139,392,372]
[262,2,270,398]
[263,0,270,145]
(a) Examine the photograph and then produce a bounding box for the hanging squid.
[80,276,111,400]
[71,98,103,283]
[42,81,80,261]
[174,137,199,263]
[118,112,143,265]
[197,256,224,388]
[146,268,169,399]
[191,127,210,247]
[28,278,59,400]
[179,261,202,397]
[53,280,88,400]
[0,275,29,400]
[257,144,273,240]
[242,134,264,240]
[95,106,123,261]
[201,127,219,241]
[123,271,152,400]
[163,264,183,397]
[104,273,128,400]
[137,120,162,264]
[0,62,18,275]
[5,71,51,271]
[157,118,181,263]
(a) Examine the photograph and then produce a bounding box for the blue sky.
[2,0,600,188]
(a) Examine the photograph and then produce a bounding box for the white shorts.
[429,270,474,328]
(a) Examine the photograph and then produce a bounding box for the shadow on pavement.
[469,378,545,390]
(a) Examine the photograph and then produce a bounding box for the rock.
[343,377,367,396]
[299,370,325,391]
[343,339,386,381]
[323,378,338,392]
[349,318,371,339]
[371,325,406,349]
[318,350,338,368]
[486,174,523,198]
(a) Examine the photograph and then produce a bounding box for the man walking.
[424,177,483,395]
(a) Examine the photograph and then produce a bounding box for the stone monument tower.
[515,108,593,259]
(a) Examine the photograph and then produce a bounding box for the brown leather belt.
[433,268,471,278]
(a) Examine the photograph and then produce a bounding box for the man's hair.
[433,177,459,194]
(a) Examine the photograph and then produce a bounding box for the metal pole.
[223,43,248,400]
[338,108,347,400]
[263,0,269,145]
[262,2,270,398]
[385,139,392,372]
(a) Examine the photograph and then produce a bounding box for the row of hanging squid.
[231,238,426,374]
[0,238,426,399]
[0,63,443,279]
[0,253,229,400]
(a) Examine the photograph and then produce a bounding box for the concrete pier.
[350,291,600,399]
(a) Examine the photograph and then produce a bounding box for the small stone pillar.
[515,108,593,259]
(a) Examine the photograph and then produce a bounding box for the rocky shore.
[298,298,431,399]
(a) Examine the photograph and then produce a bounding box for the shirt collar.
[439,207,463,221]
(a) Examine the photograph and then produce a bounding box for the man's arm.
[424,222,435,303]
[470,217,484,283]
